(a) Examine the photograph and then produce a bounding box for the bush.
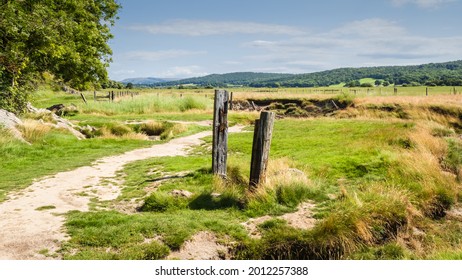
[0,87,29,114]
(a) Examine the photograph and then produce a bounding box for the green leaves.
[0,0,120,112]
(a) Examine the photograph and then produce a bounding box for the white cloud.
[331,18,406,37]
[129,20,305,36]
[390,0,456,8]
[157,66,209,79]
[112,69,135,75]
[243,18,462,72]
[125,50,206,61]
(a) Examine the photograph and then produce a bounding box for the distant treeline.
[153,61,462,88]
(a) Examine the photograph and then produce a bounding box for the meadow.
[1,86,461,259]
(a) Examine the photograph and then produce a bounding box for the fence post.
[229,92,233,110]
[79,92,88,105]
[212,89,229,178]
[249,111,276,189]
[426,87,429,96]
[93,91,96,101]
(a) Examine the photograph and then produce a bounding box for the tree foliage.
[0,0,120,112]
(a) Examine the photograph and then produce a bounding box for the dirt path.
[0,126,244,260]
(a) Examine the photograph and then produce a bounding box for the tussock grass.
[138,121,164,136]
[245,158,316,216]
[0,127,15,145]
[18,119,52,143]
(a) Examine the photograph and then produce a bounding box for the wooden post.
[93,91,96,101]
[80,92,88,105]
[426,87,429,96]
[212,89,229,178]
[394,87,398,95]
[249,111,276,189]
[229,92,233,110]
[111,91,115,102]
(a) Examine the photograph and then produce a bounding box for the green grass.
[63,111,462,259]
[229,118,408,184]
[5,87,462,260]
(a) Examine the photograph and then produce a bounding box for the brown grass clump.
[139,121,164,136]
[19,119,51,143]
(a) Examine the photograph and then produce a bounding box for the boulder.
[46,104,79,116]
[0,109,28,143]
[27,103,86,140]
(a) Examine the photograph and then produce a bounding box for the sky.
[108,0,462,81]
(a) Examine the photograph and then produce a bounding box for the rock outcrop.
[0,109,28,143]
[26,103,86,140]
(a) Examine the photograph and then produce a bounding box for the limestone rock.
[27,103,85,140]
[0,109,28,143]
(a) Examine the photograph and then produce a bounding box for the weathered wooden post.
[229,92,233,110]
[212,89,229,178]
[394,87,398,95]
[249,111,276,189]
[426,87,429,96]
[93,91,96,101]
[80,92,88,105]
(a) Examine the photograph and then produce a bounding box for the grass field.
[2,86,462,259]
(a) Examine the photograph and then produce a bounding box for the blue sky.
[108,0,462,81]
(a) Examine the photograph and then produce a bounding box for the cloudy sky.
[108,0,462,80]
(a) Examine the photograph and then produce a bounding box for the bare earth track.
[0,126,243,260]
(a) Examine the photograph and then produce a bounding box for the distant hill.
[157,72,294,87]
[142,60,462,88]
[251,60,462,87]
[121,77,179,85]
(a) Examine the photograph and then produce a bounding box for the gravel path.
[0,126,243,260]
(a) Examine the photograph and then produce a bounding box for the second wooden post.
[249,111,276,189]
[212,89,229,178]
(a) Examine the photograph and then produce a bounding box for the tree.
[0,0,120,113]
[126,82,134,89]
[374,80,382,86]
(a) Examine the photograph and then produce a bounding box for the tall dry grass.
[18,119,51,143]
